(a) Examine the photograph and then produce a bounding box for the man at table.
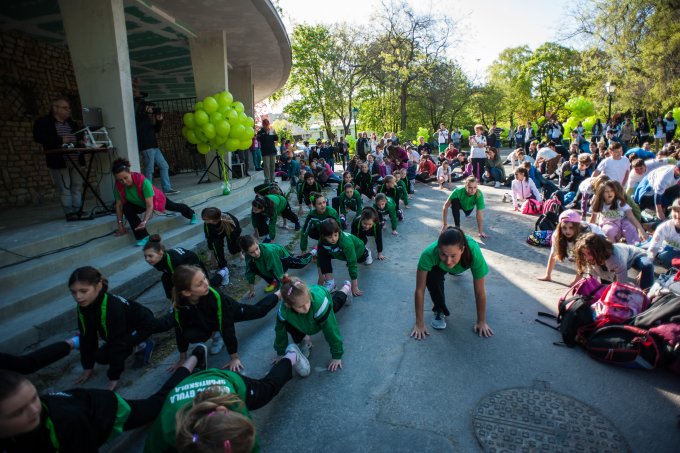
[33,97,84,221]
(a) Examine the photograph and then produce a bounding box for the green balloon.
[225,108,238,122]
[185,129,198,145]
[240,127,254,140]
[244,116,254,128]
[214,134,228,145]
[202,123,216,139]
[218,91,234,107]
[203,96,218,114]
[195,128,208,143]
[183,112,195,128]
[237,112,248,123]
[225,138,240,152]
[232,101,245,113]
[216,120,231,137]
[228,114,240,127]
[194,110,209,126]
[209,112,223,124]
[197,143,211,154]
[230,124,245,139]
[194,101,203,111]
[239,139,252,150]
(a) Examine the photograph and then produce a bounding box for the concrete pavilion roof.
[0,0,291,102]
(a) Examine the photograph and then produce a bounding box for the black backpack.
[630,292,680,328]
[535,211,558,231]
[585,325,660,369]
[536,295,596,347]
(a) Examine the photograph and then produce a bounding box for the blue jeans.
[657,247,680,268]
[488,167,503,182]
[632,255,655,290]
[142,148,172,192]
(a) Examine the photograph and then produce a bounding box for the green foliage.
[416,127,432,142]
[346,135,357,151]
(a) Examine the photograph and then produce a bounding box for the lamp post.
[605,81,615,124]
[352,106,359,138]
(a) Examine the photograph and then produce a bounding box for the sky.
[277,0,574,81]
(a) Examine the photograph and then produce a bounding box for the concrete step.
[0,173,266,353]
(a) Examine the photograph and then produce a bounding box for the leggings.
[283,291,348,344]
[123,200,194,240]
[248,254,313,284]
[449,198,474,228]
[415,174,437,183]
[0,341,71,374]
[124,366,192,429]
[241,358,293,410]
[95,327,153,380]
[205,218,242,268]
[425,266,454,316]
[471,158,485,180]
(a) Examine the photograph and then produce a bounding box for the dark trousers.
[241,358,293,410]
[415,173,437,183]
[317,246,367,275]
[124,366,191,429]
[123,200,194,240]
[450,198,474,228]
[248,254,313,283]
[206,223,242,268]
[95,327,152,379]
[284,291,348,344]
[0,341,71,374]
[471,158,485,180]
[425,266,452,316]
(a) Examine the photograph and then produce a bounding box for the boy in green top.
[316,219,369,296]
[374,193,399,235]
[275,277,352,372]
[300,193,342,251]
[144,345,310,453]
[239,235,313,296]
[442,176,488,238]
[338,183,363,229]
[410,227,494,338]
[251,193,300,243]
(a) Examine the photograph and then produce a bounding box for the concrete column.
[59,0,137,204]
[229,65,254,171]
[189,31,230,179]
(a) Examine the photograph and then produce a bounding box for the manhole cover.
[472,388,629,453]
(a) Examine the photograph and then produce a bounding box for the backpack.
[649,323,680,374]
[592,282,650,325]
[559,276,609,304]
[585,325,660,369]
[629,292,680,328]
[542,195,562,216]
[521,198,542,215]
[526,230,552,247]
[536,295,596,347]
[534,211,559,231]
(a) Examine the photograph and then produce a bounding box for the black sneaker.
[191,343,208,372]
[164,189,180,195]
[294,222,301,231]
[133,339,154,368]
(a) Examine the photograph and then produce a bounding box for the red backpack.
[521,198,542,215]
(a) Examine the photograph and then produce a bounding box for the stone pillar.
[229,65,254,171]
[189,31,230,179]
[59,0,137,204]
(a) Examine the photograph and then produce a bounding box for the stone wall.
[0,30,81,207]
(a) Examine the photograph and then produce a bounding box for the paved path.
[44,173,679,452]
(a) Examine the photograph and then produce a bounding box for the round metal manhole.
[472,388,630,452]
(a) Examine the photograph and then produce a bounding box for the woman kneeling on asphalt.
[410,227,494,339]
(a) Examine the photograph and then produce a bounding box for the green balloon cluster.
[672,107,680,120]
[565,97,595,120]
[181,91,255,154]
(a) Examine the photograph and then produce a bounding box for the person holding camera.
[135,97,178,194]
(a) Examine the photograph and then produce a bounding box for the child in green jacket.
[338,183,363,229]
[274,276,351,372]
[317,218,369,296]
[374,193,400,236]
[239,234,313,296]
[299,192,341,251]
[251,194,300,243]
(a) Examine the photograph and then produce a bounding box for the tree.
[488,46,534,124]
[363,0,453,131]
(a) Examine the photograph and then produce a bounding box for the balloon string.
[220,150,229,188]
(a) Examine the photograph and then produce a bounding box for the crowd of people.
[5,113,679,452]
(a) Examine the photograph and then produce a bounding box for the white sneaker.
[494,181,502,188]
[218,267,229,286]
[431,312,447,330]
[323,279,336,292]
[364,249,373,265]
[298,338,312,358]
[209,334,224,355]
[286,343,311,377]
[342,280,352,306]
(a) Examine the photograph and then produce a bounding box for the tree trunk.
[400,83,408,132]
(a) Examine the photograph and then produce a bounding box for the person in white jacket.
[647,199,680,268]
[510,167,542,211]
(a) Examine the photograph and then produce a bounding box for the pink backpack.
[521,198,542,215]
[592,282,651,325]
[542,197,561,215]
